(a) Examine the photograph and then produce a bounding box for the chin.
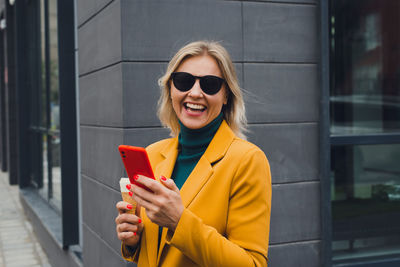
[184,123,203,130]
[181,119,207,130]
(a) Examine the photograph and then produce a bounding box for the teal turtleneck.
[172,112,224,189]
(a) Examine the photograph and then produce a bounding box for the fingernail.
[138,219,142,223]
[127,204,133,210]
[134,175,139,180]
[128,191,133,197]
[133,232,137,236]
[161,176,167,181]
[126,184,131,190]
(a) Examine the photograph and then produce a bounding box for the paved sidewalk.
[0,171,52,267]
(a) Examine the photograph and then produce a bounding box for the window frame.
[15,0,78,248]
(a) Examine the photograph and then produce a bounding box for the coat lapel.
[146,138,179,266]
[156,121,236,263]
[155,137,179,180]
[180,120,235,208]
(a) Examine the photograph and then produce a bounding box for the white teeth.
[185,103,205,110]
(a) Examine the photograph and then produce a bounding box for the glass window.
[331,144,400,262]
[330,0,400,265]
[30,0,61,211]
[330,0,400,136]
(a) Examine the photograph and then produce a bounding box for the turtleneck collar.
[178,112,224,156]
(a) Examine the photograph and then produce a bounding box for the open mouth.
[184,102,207,113]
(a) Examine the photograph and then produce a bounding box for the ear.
[223,88,229,105]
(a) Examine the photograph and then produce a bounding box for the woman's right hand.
[115,201,143,247]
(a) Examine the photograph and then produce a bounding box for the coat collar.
[159,120,235,206]
[160,120,235,165]
[150,120,236,265]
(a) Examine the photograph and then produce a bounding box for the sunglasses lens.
[172,72,195,92]
[200,76,223,95]
[171,72,224,95]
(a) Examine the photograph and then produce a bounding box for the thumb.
[160,176,179,193]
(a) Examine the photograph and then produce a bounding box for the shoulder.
[219,136,270,179]
[224,137,271,197]
[145,138,175,155]
[229,137,269,163]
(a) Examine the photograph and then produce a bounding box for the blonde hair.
[157,41,247,139]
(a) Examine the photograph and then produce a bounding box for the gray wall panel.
[83,223,131,267]
[235,63,244,89]
[244,63,318,123]
[80,64,123,126]
[80,126,125,188]
[78,0,121,75]
[241,0,316,3]
[268,241,320,267]
[121,0,242,61]
[122,63,166,127]
[243,2,317,62]
[269,182,321,244]
[77,0,114,26]
[124,127,171,148]
[247,123,318,183]
[80,126,170,187]
[81,174,123,254]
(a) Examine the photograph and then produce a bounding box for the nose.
[188,79,203,98]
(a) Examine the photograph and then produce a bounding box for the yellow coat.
[122,121,272,267]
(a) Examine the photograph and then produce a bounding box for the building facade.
[0,0,399,267]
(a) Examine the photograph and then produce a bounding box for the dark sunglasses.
[171,72,225,95]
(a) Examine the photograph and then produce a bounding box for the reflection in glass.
[37,0,61,211]
[39,134,49,199]
[330,0,400,135]
[51,132,61,211]
[49,0,59,132]
[40,0,47,127]
[49,0,61,211]
[331,144,400,262]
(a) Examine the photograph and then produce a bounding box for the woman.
[115,41,272,267]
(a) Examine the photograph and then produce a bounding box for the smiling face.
[170,54,228,130]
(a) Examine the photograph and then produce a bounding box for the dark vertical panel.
[57,0,79,247]
[319,0,332,266]
[14,0,31,187]
[43,0,53,199]
[0,26,7,172]
[27,0,42,190]
[5,1,17,184]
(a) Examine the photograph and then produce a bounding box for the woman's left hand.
[131,175,184,232]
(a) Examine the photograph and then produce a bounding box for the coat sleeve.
[165,148,272,267]
[121,243,139,262]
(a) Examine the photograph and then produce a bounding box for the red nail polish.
[138,219,142,223]
[126,184,131,190]
[128,191,133,197]
[134,175,139,180]
[133,232,137,236]
[161,176,167,181]
[127,204,133,210]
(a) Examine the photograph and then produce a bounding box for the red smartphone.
[118,145,155,192]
